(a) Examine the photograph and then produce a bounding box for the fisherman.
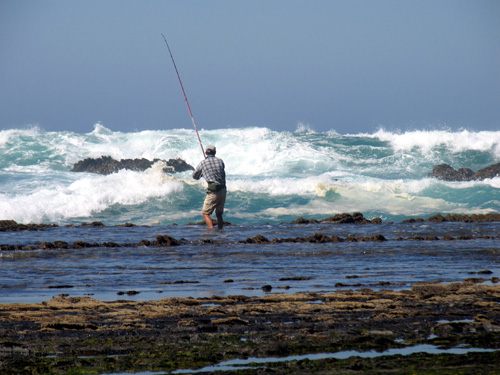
[192,145,226,229]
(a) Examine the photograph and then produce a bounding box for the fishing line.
[162,33,206,158]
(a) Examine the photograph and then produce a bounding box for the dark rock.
[53,241,68,249]
[245,235,270,244]
[126,290,140,296]
[429,163,500,181]
[290,213,381,225]
[428,164,475,181]
[370,234,387,242]
[80,221,105,227]
[279,277,314,281]
[155,235,181,246]
[426,213,500,223]
[71,156,194,175]
[261,285,273,292]
[0,220,58,232]
[72,241,95,248]
[473,163,500,180]
[39,242,55,249]
[306,233,332,243]
[319,212,381,224]
[331,235,344,242]
[290,217,319,224]
[102,242,121,247]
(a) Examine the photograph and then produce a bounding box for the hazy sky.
[1,0,499,134]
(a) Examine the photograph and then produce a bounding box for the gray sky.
[1,0,499,134]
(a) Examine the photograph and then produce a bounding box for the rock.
[0,220,58,232]
[261,285,273,292]
[473,163,500,180]
[292,212,382,225]
[154,235,181,246]
[71,156,194,175]
[429,163,500,181]
[244,235,270,244]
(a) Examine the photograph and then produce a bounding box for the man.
[192,145,226,229]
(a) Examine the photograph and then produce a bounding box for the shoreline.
[1,281,500,374]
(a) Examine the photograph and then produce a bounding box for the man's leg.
[203,214,214,229]
[216,212,223,229]
[215,189,226,230]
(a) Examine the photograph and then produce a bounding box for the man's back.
[193,155,225,186]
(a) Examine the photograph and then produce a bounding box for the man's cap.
[206,145,216,153]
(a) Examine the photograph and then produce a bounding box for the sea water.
[1,124,499,304]
[1,123,499,226]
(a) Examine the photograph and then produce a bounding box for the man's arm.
[192,162,203,180]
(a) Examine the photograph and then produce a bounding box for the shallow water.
[1,222,499,304]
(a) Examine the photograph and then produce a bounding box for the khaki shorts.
[202,188,227,215]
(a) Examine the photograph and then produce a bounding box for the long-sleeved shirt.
[192,155,226,186]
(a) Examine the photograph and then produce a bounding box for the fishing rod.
[162,33,206,158]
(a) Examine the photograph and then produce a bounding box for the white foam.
[0,165,183,223]
[372,128,500,156]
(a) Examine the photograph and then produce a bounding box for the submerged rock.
[403,213,500,223]
[71,155,194,175]
[290,212,382,225]
[429,163,500,181]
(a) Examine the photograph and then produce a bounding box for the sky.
[1,0,499,134]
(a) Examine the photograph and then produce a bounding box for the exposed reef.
[290,212,382,224]
[1,281,499,374]
[70,155,194,174]
[429,163,500,181]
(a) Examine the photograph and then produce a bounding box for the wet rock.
[290,217,320,224]
[0,220,58,232]
[41,322,98,330]
[54,241,68,249]
[291,212,382,225]
[331,235,344,242]
[307,232,332,243]
[474,163,500,180]
[211,317,248,325]
[428,164,475,181]
[244,234,270,244]
[429,163,500,181]
[405,213,500,223]
[2,281,500,374]
[70,155,194,175]
[365,234,387,242]
[154,235,181,246]
[39,242,55,249]
[72,241,98,249]
[261,284,273,292]
[80,221,105,227]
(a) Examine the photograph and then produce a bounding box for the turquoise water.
[1,124,499,225]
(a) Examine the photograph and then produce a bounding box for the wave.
[1,123,499,224]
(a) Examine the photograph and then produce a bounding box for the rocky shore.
[2,212,500,373]
[2,212,500,251]
[1,281,499,374]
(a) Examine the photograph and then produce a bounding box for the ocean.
[1,123,499,225]
[1,124,499,304]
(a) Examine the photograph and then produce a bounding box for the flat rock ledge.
[1,281,499,374]
[429,163,500,181]
[70,155,194,174]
